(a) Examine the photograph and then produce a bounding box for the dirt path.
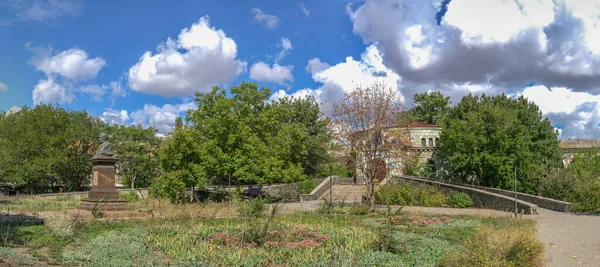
[536,209,600,266]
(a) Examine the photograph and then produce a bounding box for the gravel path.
[536,209,600,267]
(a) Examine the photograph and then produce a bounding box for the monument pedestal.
[79,155,128,211]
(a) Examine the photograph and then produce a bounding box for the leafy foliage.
[375,183,448,207]
[107,125,161,188]
[407,91,451,125]
[540,149,600,212]
[0,105,103,192]
[166,82,330,186]
[447,192,474,208]
[437,94,562,194]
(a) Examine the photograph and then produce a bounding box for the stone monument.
[79,133,128,211]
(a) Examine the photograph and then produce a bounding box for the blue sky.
[2,0,600,139]
[0,0,364,120]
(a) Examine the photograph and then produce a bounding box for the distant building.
[387,122,442,176]
[559,139,600,166]
[339,122,442,179]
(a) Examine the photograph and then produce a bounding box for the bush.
[45,213,79,238]
[348,204,369,215]
[119,191,139,202]
[375,183,447,207]
[441,220,544,267]
[296,179,318,194]
[149,171,188,203]
[447,192,473,208]
[237,197,267,218]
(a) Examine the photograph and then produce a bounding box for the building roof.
[407,122,441,128]
[559,139,600,150]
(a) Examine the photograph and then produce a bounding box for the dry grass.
[441,218,544,267]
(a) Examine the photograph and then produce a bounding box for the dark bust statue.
[95,132,114,157]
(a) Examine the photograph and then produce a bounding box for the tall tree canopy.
[107,124,161,188]
[159,82,331,186]
[406,91,451,125]
[437,94,562,194]
[0,105,103,192]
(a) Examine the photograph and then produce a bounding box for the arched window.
[421,138,426,147]
[429,138,433,147]
[435,138,440,147]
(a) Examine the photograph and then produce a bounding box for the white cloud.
[130,102,197,134]
[0,83,7,91]
[274,37,292,62]
[6,0,82,23]
[249,62,294,85]
[77,84,107,102]
[6,106,21,116]
[443,0,555,45]
[32,77,74,105]
[300,2,310,16]
[519,85,600,139]
[251,8,279,29]
[305,58,330,74]
[128,16,247,97]
[30,47,106,81]
[344,0,600,138]
[99,109,129,125]
[272,44,401,114]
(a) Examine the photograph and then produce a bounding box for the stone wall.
[462,184,572,212]
[391,176,538,214]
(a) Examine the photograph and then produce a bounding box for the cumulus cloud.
[128,16,247,97]
[77,84,107,102]
[345,0,600,137]
[305,58,330,74]
[521,85,600,139]
[130,102,197,134]
[274,37,292,62]
[0,83,7,91]
[99,109,130,125]
[251,8,279,29]
[249,62,294,86]
[32,77,74,105]
[272,44,400,114]
[4,0,82,23]
[29,46,106,82]
[27,44,109,104]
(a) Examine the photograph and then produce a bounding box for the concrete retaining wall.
[391,176,538,215]
[464,185,572,212]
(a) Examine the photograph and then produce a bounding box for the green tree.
[437,94,562,194]
[108,124,161,188]
[151,126,204,202]
[184,82,330,185]
[0,105,103,192]
[409,91,451,124]
[540,149,600,212]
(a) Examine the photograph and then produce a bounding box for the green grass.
[0,247,37,266]
[0,197,80,211]
[0,202,543,267]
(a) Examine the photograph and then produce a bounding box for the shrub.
[348,204,369,215]
[45,213,80,238]
[375,183,447,207]
[149,171,188,203]
[62,228,164,266]
[0,247,36,266]
[119,191,139,202]
[237,197,267,219]
[447,192,474,208]
[441,220,544,267]
[296,179,318,194]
